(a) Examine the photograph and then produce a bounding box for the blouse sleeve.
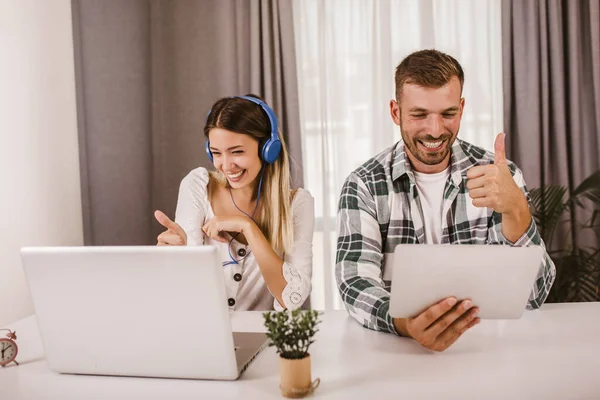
[174,167,210,246]
[273,189,315,311]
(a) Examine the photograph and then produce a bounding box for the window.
[294,0,504,310]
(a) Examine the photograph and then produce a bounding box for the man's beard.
[401,130,456,166]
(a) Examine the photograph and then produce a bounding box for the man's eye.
[232,151,244,154]
[443,113,457,118]
[411,114,426,118]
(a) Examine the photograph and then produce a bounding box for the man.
[335,49,556,352]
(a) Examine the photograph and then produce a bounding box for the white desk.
[1,303,600,399]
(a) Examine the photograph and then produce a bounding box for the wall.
[0,0,83,326]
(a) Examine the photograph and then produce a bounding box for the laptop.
[20,245,268,380]
[388,244,545,319]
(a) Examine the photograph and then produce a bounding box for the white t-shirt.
[174,167,314,311]
[413,167,450,244]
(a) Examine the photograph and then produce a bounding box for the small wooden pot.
[279,354,318,398]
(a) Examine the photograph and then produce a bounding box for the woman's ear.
[257,137,267,161]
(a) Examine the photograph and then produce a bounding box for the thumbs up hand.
[465,133,527,214]
[155,210,187,246]
[466,133,532,241]
[492,131,508,165]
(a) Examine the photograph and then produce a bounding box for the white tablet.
[389,244,545,319]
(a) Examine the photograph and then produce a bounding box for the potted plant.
[263,309,321,398]
[529,170,600,302]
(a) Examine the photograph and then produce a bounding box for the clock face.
[0,338,17,365]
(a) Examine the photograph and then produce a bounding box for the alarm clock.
[0,329,19,367]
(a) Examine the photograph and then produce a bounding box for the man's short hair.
[395,49,465,100]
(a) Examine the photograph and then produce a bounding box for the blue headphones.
[205,96,282,164]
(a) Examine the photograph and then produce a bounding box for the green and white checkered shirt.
[335,139,556,334]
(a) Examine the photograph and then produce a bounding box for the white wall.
[0,0,83,326]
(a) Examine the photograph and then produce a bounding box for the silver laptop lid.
[21,246,240,380]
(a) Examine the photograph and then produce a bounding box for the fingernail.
[463,301,472,310]
[447,298,457,307]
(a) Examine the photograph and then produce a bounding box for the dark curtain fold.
[502,0,600,191]
[502,1,600,223]
[72,0,303,245]
[502,0,600,300]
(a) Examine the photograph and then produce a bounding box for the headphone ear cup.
[205,141,213,163]
[261,139,282,164]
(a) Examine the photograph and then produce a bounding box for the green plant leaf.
[549,248,600,302]
[529,184,568,243]
[534,170,600,303]
[591,209,599,227]
[571,170,600,207]
[262,309,321,359]
[575,248,600,302]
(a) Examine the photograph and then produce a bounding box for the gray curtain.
[72,0,303,245]
[502,0,600,244]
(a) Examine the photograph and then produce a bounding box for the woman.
[154,95,314,311]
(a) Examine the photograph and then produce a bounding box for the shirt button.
[237,248,247,257]
[233,273,242,282]
[228,298,236,307]
[290,292,302,304]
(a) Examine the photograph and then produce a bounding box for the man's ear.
[390,99,401,126]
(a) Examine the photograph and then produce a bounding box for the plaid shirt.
[335,139,556,334]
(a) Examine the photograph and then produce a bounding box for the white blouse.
[174,167,314,311]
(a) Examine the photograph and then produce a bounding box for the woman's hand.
[202,216,253,243]
[154,210,187,246]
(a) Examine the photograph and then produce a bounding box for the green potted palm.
[263,309,321,398]
[529,170,600,302]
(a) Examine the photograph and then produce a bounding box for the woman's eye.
[232,151,244,154]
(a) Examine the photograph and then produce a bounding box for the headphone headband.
[237,96,279,142]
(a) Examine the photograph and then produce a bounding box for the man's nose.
[426,114,445,138]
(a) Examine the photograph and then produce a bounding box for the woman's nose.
[221,155,235,170]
